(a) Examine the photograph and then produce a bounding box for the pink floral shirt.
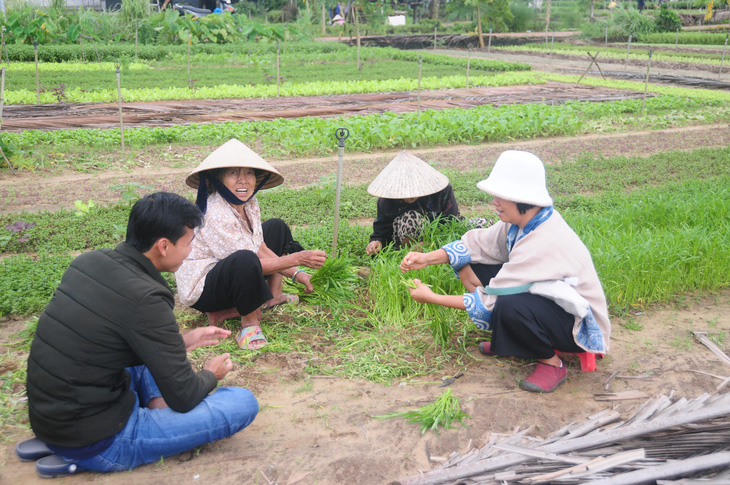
[176,192,264,306]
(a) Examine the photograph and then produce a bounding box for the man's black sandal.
[36,454,83,478]
[15,437,53,462]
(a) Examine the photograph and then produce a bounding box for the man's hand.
[184,326,231,351]
[204,353,233,380]
[366,240,382,255]
[296,250,327,269]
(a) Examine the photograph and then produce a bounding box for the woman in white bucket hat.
[175,140,327,349]
[400,150,611,393]
[366,151,463,256]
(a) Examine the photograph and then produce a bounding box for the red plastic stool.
[555,351,604,372]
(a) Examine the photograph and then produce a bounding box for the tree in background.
[464,0,512,46]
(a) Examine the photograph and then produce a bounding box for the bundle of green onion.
[373,388,470,434]
[285,256,360,306]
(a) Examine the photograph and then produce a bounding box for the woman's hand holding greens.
[297,250,328,269]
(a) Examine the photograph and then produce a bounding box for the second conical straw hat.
[367,151,449,199]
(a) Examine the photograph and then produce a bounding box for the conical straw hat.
[185,139,284,190]
[367,151,449,199]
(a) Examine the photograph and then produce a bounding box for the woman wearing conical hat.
[400,151,611,393]
[366,151,462,256]
[175,140,327,349]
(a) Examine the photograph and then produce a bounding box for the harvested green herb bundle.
[285,256,360,306]
[373,389,470,434]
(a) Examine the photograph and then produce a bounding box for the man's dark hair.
[126,192,203,252]
[516,202,537,215]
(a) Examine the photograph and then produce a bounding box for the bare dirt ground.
[2,291,729,485]
[1,57,730,484]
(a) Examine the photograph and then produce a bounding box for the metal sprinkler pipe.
[331,127,350,257]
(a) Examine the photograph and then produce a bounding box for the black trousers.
[262,218,304,256]
[192,250,272,317]
[192,219,303,316]
[471,263,584,359]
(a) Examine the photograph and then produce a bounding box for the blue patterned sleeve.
[442,240,472,276]
[463,290,492,330]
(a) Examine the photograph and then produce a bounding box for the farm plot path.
[0,82,646,132]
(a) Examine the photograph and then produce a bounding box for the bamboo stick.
[399,395,730,484]
[587,452,730,485]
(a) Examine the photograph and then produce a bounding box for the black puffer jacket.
[27,242,218,448]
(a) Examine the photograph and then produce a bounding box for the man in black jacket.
[22,192,258,477]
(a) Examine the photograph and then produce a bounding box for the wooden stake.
[466,46,471,88]
[91,36,101,66]
[355,6,361,70]
[1,28,8,65]
[433,26,437,50]
[487,27,492,53]
[550,29,555,52]
[276,42,280,96]
[186,35,192,78]
[577,51,604,83]
[135,25,139,60]
[417,56,422,113]
[34,41,40,105]
[675,27,679,52]
[321,1,326,36]
[0,145,17,176]
[475,5,484,48]
[719,34,728,79]
[0,67,4,131]
[116,63,125,151]
[641,49,652,117]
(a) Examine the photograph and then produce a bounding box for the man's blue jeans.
[73,366,258,472]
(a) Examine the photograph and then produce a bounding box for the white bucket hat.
[477,150,552,207]
[185,139,284,190]
[367,151,449,199]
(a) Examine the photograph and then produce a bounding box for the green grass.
[0,254,75,316]
[570,177,730,312]
[2,147,728,316]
